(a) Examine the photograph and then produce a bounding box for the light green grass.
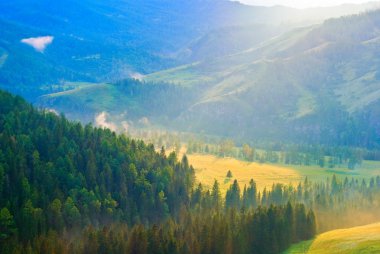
[284,222,380,254]
[40,82,129,113]
[288,160,380,183]
[283,240,313,254]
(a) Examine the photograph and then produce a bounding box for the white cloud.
[21,36,54,52]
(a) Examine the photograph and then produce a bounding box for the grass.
[290,160,380,182]
[39,82,132,114]
[145,62,213,88]
[187,154,302,193]
[283,240,314,254]
[283,222,380,254]
[186,153,380,193]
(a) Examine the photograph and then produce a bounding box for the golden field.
[184,153,380,193]
[187,153,302,193]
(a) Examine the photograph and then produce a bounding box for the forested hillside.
[0,90,317,253]
[4,89,380,253]
[0,90,193,250]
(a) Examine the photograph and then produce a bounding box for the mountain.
[145,10,380,147]
[1,0,379,99]
[40,10,380,148]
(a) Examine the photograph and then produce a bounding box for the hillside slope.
[284,222,380,254]
[41,11,380,147]
[1,0,379,99]
[0,88,195,244]
[146,11,380,147]
[0,0,297,98]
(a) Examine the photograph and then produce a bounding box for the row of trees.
[188,171,380,233]
[4,202,315,254]
[187,139,369,169]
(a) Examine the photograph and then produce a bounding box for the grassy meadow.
[284,222,380,254]
[187,153,301,193]
[186,153,380,193]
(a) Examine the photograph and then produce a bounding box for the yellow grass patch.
[187,153,302,193]
[285,222,380,254]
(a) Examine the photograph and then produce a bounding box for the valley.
[1,0,380,253]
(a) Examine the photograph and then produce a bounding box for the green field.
[284,222,380,254]
[40,82,116,109]
[289,160,380,182]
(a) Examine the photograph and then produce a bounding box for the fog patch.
[47,108,59,115]
[95,112,117,131]
[138,117,150,126]
[121,121,129,132]
[130,72,144,81]
[21,36,54,52]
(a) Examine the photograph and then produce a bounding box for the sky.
[238,0,374,9]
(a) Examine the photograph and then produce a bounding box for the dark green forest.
[0,90,316,253]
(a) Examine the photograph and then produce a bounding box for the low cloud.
[95,112,117,131]
[138,117,150,126]
[21,36,54,52]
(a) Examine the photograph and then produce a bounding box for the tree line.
[187,139,378,169]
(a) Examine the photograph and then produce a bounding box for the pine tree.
[0,208,16,241]
[211,180,221,210]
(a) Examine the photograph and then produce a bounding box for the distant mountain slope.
[1,0,379,99]
[145,11,380,147]
[37,80,199,126]
[284,222,380,254]
[40,9,380,146]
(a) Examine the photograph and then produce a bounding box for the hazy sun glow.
[239,0,377,8]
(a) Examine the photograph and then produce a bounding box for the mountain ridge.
[39,10,380,147]
[1,0,379,99]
